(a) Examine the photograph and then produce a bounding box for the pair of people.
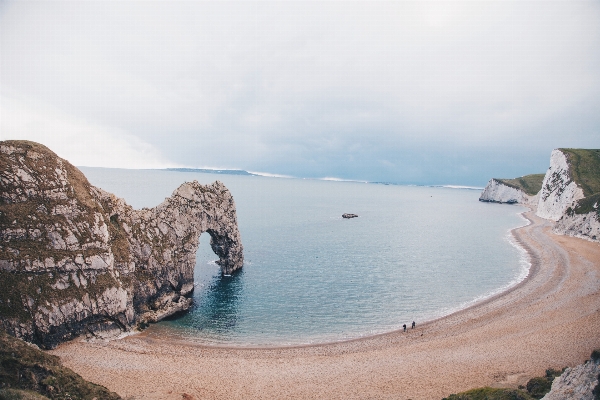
[403,321,416,332]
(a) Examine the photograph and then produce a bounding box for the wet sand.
[50,210,600,399]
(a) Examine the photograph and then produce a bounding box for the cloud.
[0,95,176,169]
[1,1,599,184]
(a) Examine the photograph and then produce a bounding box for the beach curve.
[49,210,600,399]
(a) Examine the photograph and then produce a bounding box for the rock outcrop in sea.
[481,148,600,243]
[0,140,244,348]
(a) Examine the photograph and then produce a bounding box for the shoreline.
[50,209,600,399]
[138,206,536,351]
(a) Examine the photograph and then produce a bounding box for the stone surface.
[479,179,538,205]
[542,357,600,400]
[554,209,600,243]
[0,140,243,348]
[481,148,599,243]
[537,149,585,221]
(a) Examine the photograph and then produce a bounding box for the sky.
[1,1,599,186]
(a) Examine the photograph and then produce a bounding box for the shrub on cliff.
[443,368,566,400]
[442,387,534,400]
[0,330,120,399]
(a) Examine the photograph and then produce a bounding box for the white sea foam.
[319,177,368,183]
[247,171,294,179]
[430,185,485,190]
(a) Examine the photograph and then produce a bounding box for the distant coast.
[50,209,600,399]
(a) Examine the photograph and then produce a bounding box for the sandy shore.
[50,210,600,400]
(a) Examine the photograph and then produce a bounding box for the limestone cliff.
[554,192,600,242]
[536,149,586,221]
[481,148,600,243]
[0,140,243,348]
[536,149,600,242]
[479,176,542,205]
[541,351,600,400]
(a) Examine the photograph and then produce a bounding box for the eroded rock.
[0,140,243,348]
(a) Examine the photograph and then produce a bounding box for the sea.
[80,167,530,347]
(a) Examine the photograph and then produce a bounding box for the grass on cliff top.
[560,149,600,216]
[497,174,546,196]
[0,329,121,399]
[560,148,600,197]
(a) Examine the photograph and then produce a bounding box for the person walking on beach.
[412,321,415,329]
[403,324,407,332]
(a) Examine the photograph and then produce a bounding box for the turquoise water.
[81,168,529,346]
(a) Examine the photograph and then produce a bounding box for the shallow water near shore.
[81,167,529,346]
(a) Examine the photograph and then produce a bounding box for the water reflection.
[191,270,244,334]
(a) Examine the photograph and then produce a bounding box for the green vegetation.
[0,330,120,399]
[567,192,600,216]
[497,174,546,196]
[442,387,534,400]
[525,369,563,399]
[443,368,565,400]
[561,149,600,197]
[0,388,50,399]
[560,149,600,216]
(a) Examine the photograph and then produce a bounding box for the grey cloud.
[1,1,599,184]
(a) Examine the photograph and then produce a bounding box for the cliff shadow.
[163,233,244,335]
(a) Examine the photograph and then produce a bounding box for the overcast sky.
[1,1,599,186]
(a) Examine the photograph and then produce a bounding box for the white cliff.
[536,149,585,221]
[479,179,538,205]
[554,204,600,242]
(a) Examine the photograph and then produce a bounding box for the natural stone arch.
[0,140,244,348]
[142,180,244,276]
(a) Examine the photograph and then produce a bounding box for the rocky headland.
[0,140,243,349]
[479,174,544,205]
[480,148,600,243]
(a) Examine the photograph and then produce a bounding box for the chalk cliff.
[536,149,600,242]
[479,179,538,205]
[553,195,600,242]
[481,148,600,243]
[536,149,585,221]
[0,140,243,348]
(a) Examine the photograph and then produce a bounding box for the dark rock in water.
[0,140,244,348]
[342,213,358,219]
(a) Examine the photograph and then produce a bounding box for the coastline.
[49,210,600,399]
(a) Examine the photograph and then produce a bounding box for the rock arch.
[0,140,244,348]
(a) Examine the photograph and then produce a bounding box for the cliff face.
[0,140,243,348]
[479,179,538,205]
[535,149,600,242]
[554,202,600,242]
[481,148,600,243]
[536,149,585,221]
[541,354,600,400]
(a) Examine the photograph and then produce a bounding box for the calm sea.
[81,167,529,346]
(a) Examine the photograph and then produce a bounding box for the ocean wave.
[247,171,294,179]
